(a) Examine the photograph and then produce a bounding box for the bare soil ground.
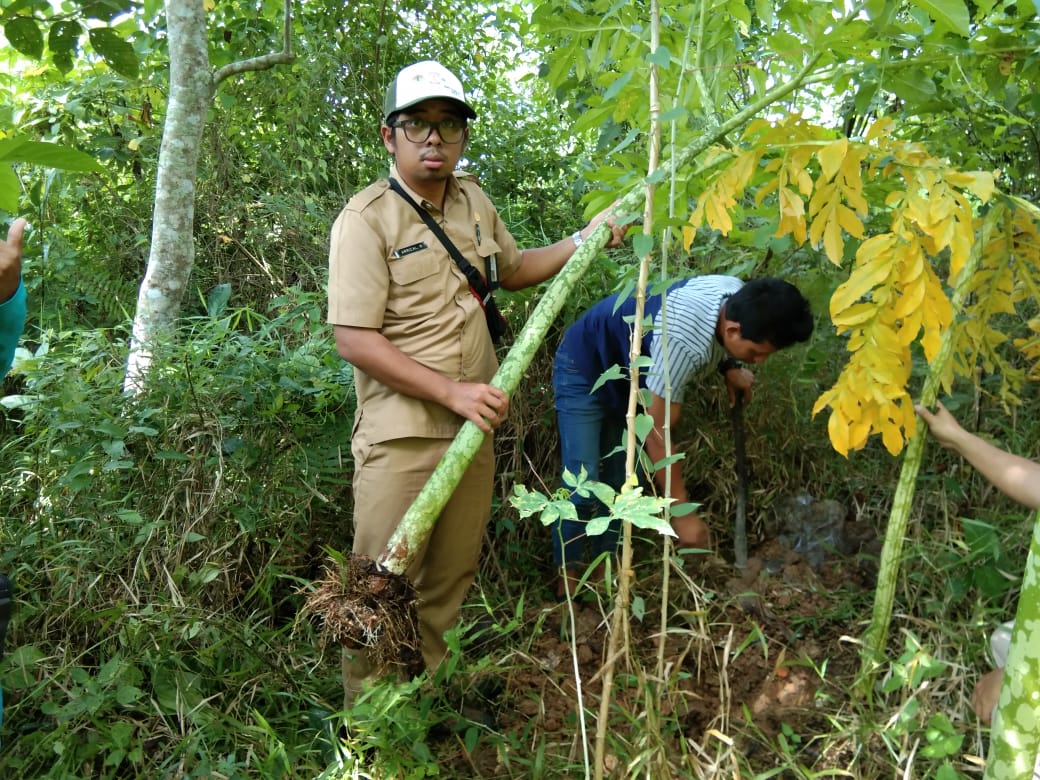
[441,519,884,778]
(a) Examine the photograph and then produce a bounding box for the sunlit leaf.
[828,408,850,457]
[0,138,104,172]
[831,247,895,316]
[911,0,970,36]
[880,416,905,456]
[88,27,139,79]
[0,164,19,213]
[817,139,848,182]
[5,15,44,59]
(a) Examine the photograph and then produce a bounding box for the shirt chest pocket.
[385,252,458,321]
[388,253,440,285]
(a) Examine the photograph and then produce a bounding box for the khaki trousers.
[342,434,494,708]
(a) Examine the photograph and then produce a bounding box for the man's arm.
[0,218,24,303]
[915,401,1040,510]
[500,203,627,291]
[1,218,28,378]
[644,392,688,503]
[645,392,710,549]
[334,325,508,434]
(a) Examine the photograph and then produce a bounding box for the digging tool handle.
[732,395,748,569]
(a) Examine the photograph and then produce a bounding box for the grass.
[1,282,1038,778]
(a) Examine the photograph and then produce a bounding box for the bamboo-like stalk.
[376,191,640,574]
[654,6,699,688]
[857,216,993,692]
[985,508,1040,780]
[591,3,664,777]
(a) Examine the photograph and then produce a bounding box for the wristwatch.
[717,357,743,375]
[571,231,584,248]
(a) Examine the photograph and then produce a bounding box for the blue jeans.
[552,349,628,568]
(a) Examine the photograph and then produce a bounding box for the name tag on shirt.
[392,242,428,259]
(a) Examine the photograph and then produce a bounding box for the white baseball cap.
[384,60,476,121]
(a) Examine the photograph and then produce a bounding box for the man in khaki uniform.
[327,60,625,707]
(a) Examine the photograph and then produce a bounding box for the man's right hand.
[447,381,509,434]
[724,366,755,408]
[0,218,26,303]
[913,400,966,449]
[671,511,710,551]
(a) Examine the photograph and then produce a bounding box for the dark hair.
[726,277,813,348]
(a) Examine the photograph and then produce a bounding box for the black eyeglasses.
[389,117,467,144]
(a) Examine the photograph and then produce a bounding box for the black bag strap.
[387,177,495,303]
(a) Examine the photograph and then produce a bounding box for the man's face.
[730,337,777,364]
[720,324,777,364]
[381,99,469,188]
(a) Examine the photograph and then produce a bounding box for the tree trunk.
[124,0,212,394]
[124,0,294,394]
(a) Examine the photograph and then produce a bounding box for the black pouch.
[484,296,509,344]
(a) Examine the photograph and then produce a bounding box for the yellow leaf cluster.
[687,148,763,246]
[814,361,917,458]
[1004,203,1040,380]
[937,204,1040,403]
[807,139,868,265]
[685,114,1037,458]
[815,233,947,456]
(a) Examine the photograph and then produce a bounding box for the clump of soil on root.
[305,554,424,678]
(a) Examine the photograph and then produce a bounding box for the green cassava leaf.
[910,0,970,36]
[88,26,139,79]
[5,15,45,58]
[0,138,104,172]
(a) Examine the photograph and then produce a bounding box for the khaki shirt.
[328,167,523,444]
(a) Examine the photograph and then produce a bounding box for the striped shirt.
[646,275,743,402]
[557,275,742,416]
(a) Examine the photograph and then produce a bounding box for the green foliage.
[875,632,968,780]
[925,518,1021,609]
[0,0,139,76]
[511,464,677,540]
[0,288,353,778]
[0,138,103,212]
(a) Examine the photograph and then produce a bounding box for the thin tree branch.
[213,0,294,86]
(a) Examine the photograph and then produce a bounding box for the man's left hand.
[582,201,629,248]
[725,366,755,408]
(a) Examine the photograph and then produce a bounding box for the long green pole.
[985,508,1040,780]
[858,215,993,692]
[377,190,642,573]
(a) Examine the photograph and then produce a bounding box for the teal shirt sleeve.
[0,278,27,378]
